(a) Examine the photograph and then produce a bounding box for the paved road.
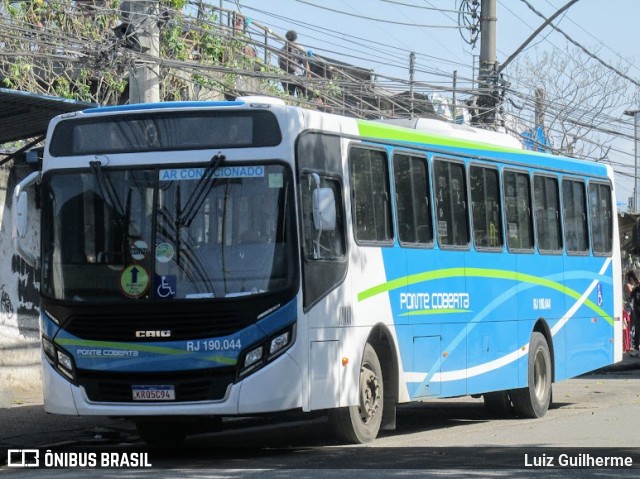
[1,354,639,477]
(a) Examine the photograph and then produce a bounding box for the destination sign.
[159,166,265,181]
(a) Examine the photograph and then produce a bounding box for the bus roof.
[62,97,611,181]
[377,117,523,150]
[82,96,286,115]
[83,100,246,114]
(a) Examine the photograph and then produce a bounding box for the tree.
[0,0,278,105]
[506,45,633,161]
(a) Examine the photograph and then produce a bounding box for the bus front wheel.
[329,343,384,443]
[511,332,552,418]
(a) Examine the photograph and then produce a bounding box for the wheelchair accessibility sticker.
[597,283,603,307]
[155,274,177,299]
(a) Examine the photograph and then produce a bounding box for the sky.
[226,0,640,208]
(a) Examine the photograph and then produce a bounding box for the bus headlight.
[57,350,74,372]
[42,337,56,362]
[244,346,264,369]
[269,331,290,355]
[42,335,76,382]
[238,324,295,379]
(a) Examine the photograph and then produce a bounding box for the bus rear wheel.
[483,391,513,418]
[329,343,384,443]
[511,332,552,418]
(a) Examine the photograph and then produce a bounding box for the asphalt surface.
[1,352,639,453]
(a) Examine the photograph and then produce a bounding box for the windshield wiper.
[90,159,132,263]
[177,152,225,227]
[175,183,182,267]
[90,159,126,222]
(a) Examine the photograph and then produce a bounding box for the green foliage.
[162,23,189,61]
[0,0,277,105]
[164,0,188,10]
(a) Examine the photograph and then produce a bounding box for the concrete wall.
[0,162,41,406]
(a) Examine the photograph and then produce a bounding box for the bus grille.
[77,367,235,402]
[64,310,251,341]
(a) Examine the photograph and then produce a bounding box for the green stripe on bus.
[357,267,612,326]
[400,309,471,317]
[356,120,527,154]
[54,338,237,365]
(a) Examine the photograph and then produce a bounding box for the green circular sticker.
[120,265,149,298]
[156,243,175,263]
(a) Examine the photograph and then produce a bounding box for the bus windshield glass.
[41,163,296,302]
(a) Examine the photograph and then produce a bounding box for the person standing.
[278,30,310,97]
[629,271,640,356]
[624,271,638,353]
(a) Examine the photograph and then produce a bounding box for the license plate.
[132,385,175,401]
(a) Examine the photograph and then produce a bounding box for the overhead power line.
[229,1,471,70]
[295,0,467,28]
[0,0,635,186]
[541,0,640,77]
[499,0,579,73]
[520,0,640,88]
[380,0,462,14]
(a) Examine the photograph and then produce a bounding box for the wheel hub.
[359,366,381,423]
[533,349,547,401]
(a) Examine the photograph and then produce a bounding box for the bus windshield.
[41,163,296,302]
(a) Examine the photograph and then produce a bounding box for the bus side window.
[589,183,613,255]
[503,170,534,251]
[301,173,345,260]
[297,132,347,311]
[349,146,393,244]
[392,153,433,247]
[562,179,589,254]
[470,165,503,249]
[433,159,469,248]
[534,175,562,253]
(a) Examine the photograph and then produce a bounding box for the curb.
[591,354,640,374]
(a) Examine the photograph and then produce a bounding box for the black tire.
[135,420,189,446]
[329,343,384,443]
[511,332,552,418]
[483,391,514,418]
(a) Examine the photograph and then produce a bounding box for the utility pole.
[123,0,160,104]
[452,70,457,122]
[625,109,640,213]
[533,87,547,151]
[409,52,415,119]
[535,88,545,128]
[477,0,497,126]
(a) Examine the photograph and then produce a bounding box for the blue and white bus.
[13,96,622,444]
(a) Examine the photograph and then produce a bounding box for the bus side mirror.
[312,187,336,231]
[12,171,40,267]
[14,191,28,238]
